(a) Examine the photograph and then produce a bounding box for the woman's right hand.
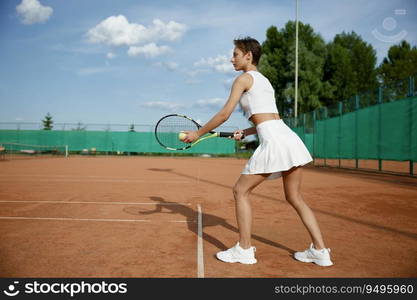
[232,130,245,141]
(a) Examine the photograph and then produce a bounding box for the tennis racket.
[154,114,239,150]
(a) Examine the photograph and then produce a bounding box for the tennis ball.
[178,132,187,141]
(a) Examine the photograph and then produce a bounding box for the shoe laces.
[310,243,331,253]
[236,242,255,252]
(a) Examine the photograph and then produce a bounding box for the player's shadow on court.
[146,168,417,241]
[124,196,294,255]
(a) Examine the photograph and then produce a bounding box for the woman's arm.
[183,73,252,142]
[243,126,257,137]
[232,126,256,141]
[197,74,251,136]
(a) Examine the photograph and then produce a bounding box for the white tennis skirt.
[241,119,313,179]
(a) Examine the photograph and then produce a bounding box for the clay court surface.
[0,156,416,278]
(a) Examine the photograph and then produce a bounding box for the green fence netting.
[290,95,417,162]
[0,130,236,155]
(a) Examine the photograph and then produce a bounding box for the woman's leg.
[282,166,326,249]
[233,173,269,249]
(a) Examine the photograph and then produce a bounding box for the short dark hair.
[233,37,261,65]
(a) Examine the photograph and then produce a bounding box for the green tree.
[323,43,357,105]
[259,25,291,117]
[378,40,417,84]
[259,21,332,117]
[323,31,378,105]
[42,113,53,130]
[377,41,417,100]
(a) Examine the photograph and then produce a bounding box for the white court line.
[0,174,177,179]
[0,200,191,206]
[197,204,204,278]
[0,178,189,183]
[0,174,115,177]
[0,216,193,223]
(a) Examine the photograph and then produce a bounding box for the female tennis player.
[183,37,333,267]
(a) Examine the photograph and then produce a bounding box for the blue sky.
[0,0,416,131]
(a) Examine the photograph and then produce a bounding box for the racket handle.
[219,132,236,138]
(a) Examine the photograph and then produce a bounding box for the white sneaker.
[294,243,333,267]
[216,242,257,264]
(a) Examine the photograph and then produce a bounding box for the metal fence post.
[409,76,414,175]
[378,86,383,172]
[302,113,306,145]
[338,101,343,168]
[324,107,328,167]
[355,95,360,169]
[313,110,316,163]
[408,76,413,97]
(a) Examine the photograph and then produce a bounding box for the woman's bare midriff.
[249,113,280,126]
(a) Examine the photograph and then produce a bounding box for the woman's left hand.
[182,131,200,143]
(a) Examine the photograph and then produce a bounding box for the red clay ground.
[0,156,416,277]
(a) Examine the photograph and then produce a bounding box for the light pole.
[294,0,299,123]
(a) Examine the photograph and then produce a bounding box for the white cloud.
[140,101,184,112]
[192,98,225,111]
[128,43,171,58]
[107,52,116,59]
[154,61,179,71]
[185,68,209,78]
[151,19,188,42]
[194,54,234,74]
[16,0,53,25]
[86,15,187,47]
[164,61,179,71]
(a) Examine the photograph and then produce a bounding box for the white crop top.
[239,70,279,119]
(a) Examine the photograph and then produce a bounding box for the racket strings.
[155,116,199,149]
